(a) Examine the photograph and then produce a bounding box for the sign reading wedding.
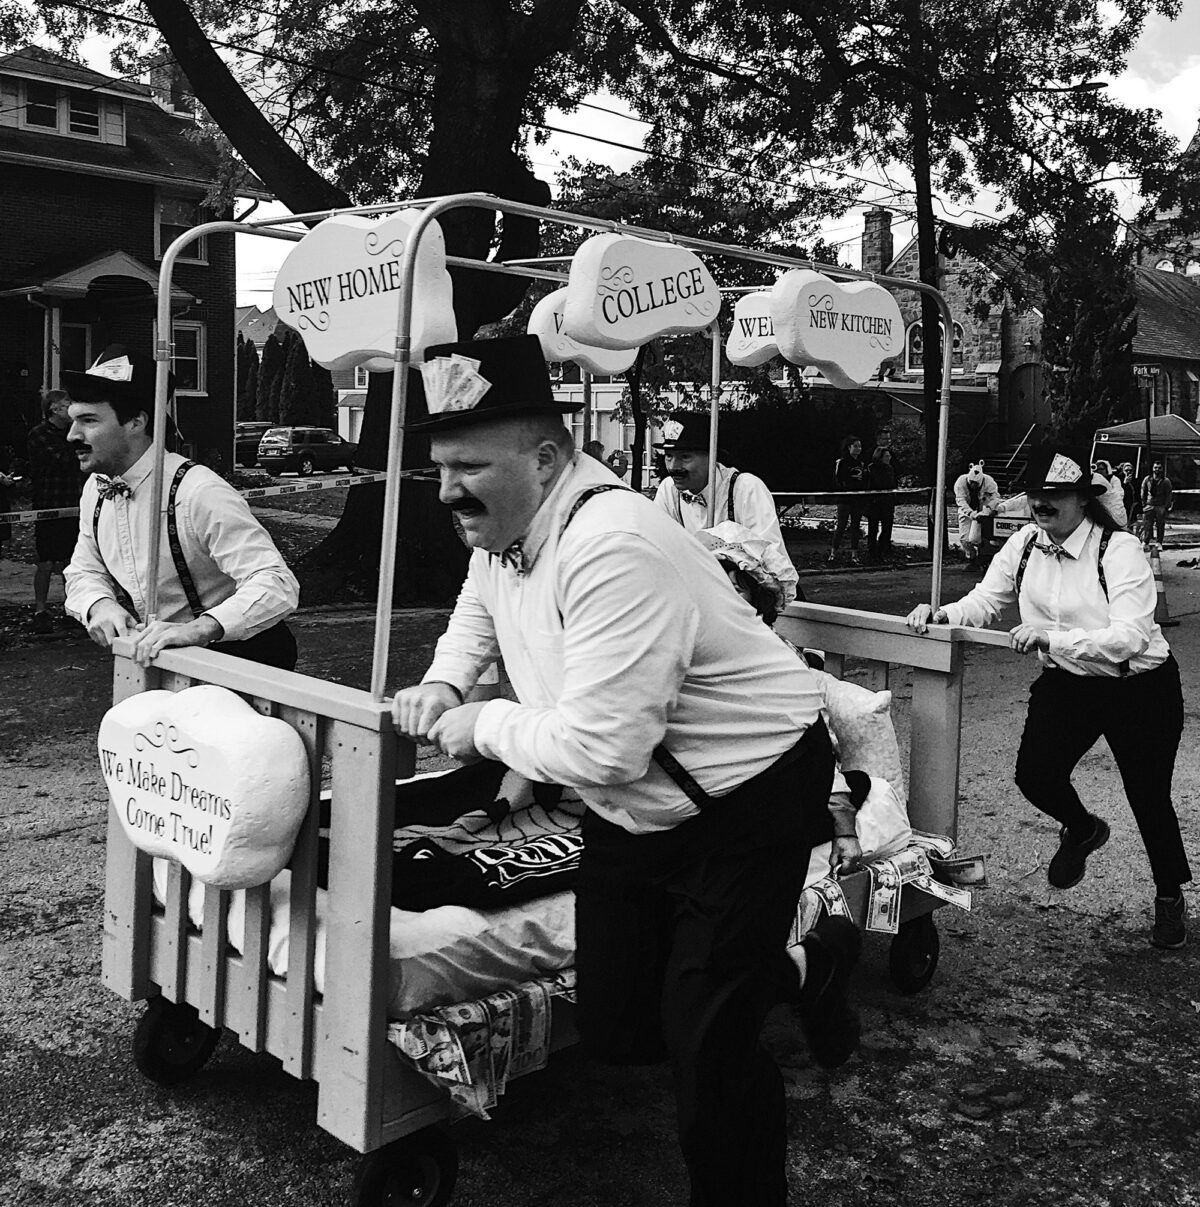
[273,211,457,373]
[98,686,310,890]
[725,291,779,367]
[771,270,904,389]
[563,234,721,350]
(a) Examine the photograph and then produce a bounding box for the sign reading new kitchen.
[273,211,457,372]
[772,270,905,389]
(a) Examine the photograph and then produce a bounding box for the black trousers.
[867,504,894,553]
[575,720,835,1207]
[209,620,298,671]
[831,502,861,550]
[1014,656,1191,890]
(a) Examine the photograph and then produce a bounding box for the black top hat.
[403,335,582,433]
[657,413,714,454]
[1022,445,1106,495]
[62,345,173,412]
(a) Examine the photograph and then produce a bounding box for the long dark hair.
[1084,493,1121,532]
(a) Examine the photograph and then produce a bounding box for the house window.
[24,81,57,127]
[172,323,205,393]
[1155,259,1176,273]
[157,194,207,262]
[354,365,370,389]
[906,321,964,372]
[59,323,92,375]
[68,92,100,136]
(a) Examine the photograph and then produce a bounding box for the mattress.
[150,770,912,1020]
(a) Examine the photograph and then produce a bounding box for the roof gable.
[1133,266,1200,362]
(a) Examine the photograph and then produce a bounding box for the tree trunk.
[147,0,581,604]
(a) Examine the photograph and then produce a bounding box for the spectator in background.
[0,443,17,562]
[583,439,606,462]
[953,461,1000,563]
[866,446,896,560]
[1091,458,1127,529]
[1120,463,1138,529]
[27,388,85,634]
[606,448,630,480]
[1140,460,1172,546]
[828,435,866,564]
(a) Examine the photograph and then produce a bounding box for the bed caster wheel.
[889,914,940,994]
[354,1125,458,1207]
[132,997,221,1086]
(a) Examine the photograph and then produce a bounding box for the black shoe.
[1150,894,1187,950]
[32,611,54,635]
[795,916,862,1069]
[1047,815,1110,889]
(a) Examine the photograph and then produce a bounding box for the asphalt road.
[2,560,1198,1206]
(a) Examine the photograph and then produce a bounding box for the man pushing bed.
[392,335,861,1207]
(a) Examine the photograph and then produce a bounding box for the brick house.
[0,46,267,467]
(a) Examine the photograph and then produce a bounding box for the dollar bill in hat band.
[61,344,174,411]
[1021,445,1106,495]
[403,335,582,433]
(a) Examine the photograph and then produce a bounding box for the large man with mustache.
[62,345,299,669]
[394,336,860,1207]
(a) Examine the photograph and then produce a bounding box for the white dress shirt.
[424,454,824,834]
[65,447,299,641]
[654,463,798,598]
[940,520,1169,677]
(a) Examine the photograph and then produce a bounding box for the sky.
[72,6,1197,307]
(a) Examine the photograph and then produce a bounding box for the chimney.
[148,56,194,116]
[862,207,894,275]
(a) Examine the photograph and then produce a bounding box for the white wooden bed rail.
[102,639,462,1152]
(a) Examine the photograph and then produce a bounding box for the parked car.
[234,422,273,467]
[256,426,358,476]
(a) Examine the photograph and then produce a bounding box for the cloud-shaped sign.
[273,211,458,373]
[726,292,779,367]
[99,686,310,890]
[528,288,637,375]
[563,234,721,350]
[771,270,904,389]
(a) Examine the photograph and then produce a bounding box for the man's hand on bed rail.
[392,681,463,744]
[427,702,488,763]
[905,603,949,633]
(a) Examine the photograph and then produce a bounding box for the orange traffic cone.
[1148,544,1179,628]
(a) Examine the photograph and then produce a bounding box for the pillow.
[816,671,906,806]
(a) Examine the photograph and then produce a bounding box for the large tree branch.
[141,0,349,212]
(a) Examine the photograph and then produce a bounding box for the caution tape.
[0,469,425,524]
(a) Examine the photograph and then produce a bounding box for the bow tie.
[96,475,132,501]
[1036,541,1071,560]
[494,540,527,575]
[680,490,707,506]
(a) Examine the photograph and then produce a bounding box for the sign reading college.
[563,234,722,350]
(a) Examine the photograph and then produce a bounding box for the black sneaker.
[32,611,54,635]
[1047,815,1110,889]
[1150,894,1187,950]
[795,916,862,1069]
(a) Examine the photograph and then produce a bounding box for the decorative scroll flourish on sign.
[99,685,310,890]
[771,269,905,389]
[273,211,458,373]
[527,288,638,375]
[562,234,721,350]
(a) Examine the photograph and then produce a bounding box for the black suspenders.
[1012,528,1128,676]
[93,461,205,620]
[559,482,737,810]
[673,469,741,525]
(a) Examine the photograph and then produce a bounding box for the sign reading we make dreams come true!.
[99,686,310,890]
[273,211,458,373]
